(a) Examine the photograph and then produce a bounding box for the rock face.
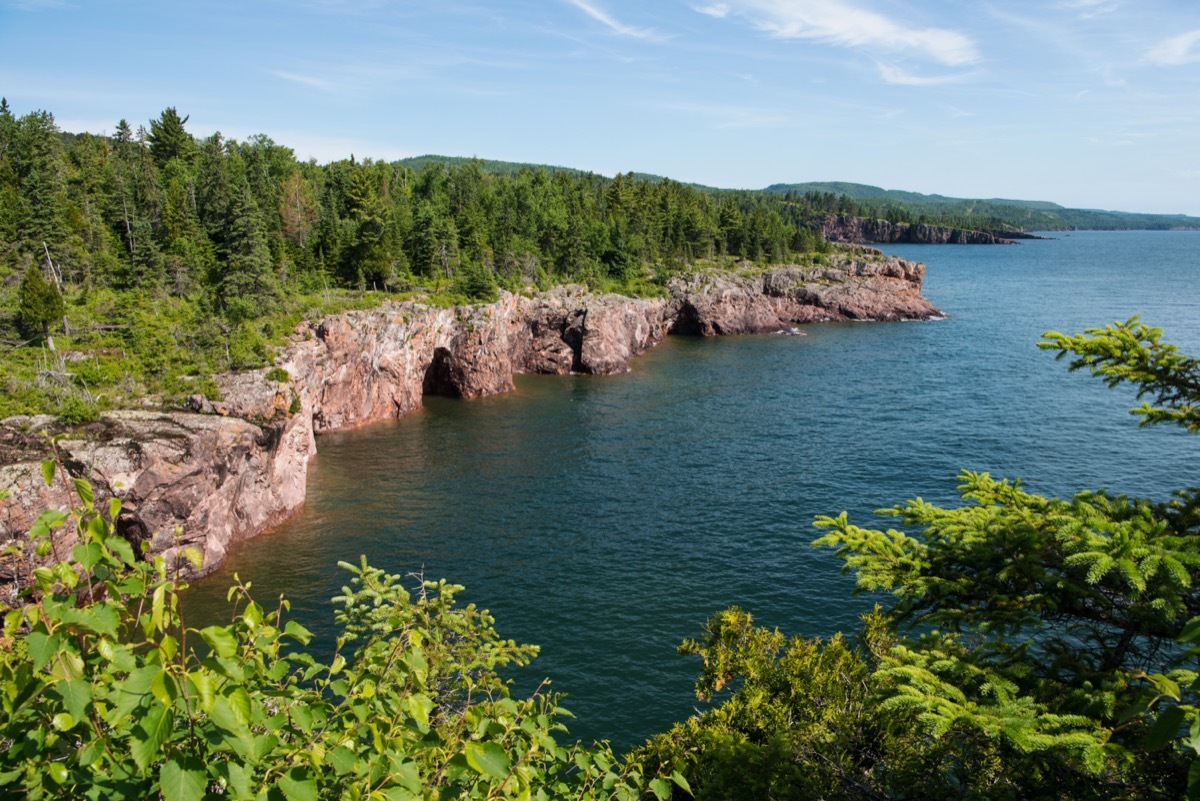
[819,215,1016,245]
[0,410,313,607]
[0,252,941,596]
[670,256,938,335]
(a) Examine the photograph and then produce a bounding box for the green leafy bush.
[0,461,681,800]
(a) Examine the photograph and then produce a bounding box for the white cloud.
[878,64,975,86]
[563,0,661,41]
[1145,29,1200,66]
[693,3,730,18]
[694,0,979,66]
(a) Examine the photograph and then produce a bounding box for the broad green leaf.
[649,778,672,801]
[670,770,692,794]
[405,693,433,729]
[1147,705,1187,750]
[150,584,166,634]
[216,762,253,800]
[72,478,94,509]
[113,664,163,723]
[49,648,85,682]
[151,669,179,706]
[108,536,136,567]
[327,745,358,776]
[71,541,103,570]
[41,459,55,487]
[242,602,263,630]
[47,762,68,784]
[183,547,203,571]
[187,670,216,713]
[61,603,120,639]
[278,766,318,801]
[160,756,206,801]
[392,760,421,793]
[251,734,280,764]
[200,626,238,659]
[51,712,75,731]
[290,703,314,733]
[131,702,174,771]
[464,741,511,779]
[109,496,122,520]
[284,620,314,646]
[53,678,93,720]
[25,631,61,671]
[227,686,252,726]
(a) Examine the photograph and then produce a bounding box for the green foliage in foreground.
[633,317,1200,800]
[5,317,1200,800]
[0,465,687,800]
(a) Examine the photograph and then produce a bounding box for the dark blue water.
[186,231,1200,748]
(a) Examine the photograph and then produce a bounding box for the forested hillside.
[766,181,1200,231]
[0,104,832,419]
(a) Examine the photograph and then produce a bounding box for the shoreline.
[0,253,941,602]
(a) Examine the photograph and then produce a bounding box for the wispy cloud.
[563,0,661,41]
[693,0,979,66]
[1145,29,1200,66]
[271,70,343,92]
[665,101,792,129]
[878,64,976,86]
[8,0,74,9]
[1058,0,1120,16]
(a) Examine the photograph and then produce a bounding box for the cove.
[186,231,1200,748]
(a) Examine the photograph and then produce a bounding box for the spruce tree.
[17,262,64,341]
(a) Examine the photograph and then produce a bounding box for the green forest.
[0,104,846,419]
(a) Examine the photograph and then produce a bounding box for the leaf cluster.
[0,459,666,800]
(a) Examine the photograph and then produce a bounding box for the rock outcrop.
[0,410,313,607]
[819,215,1017,245]
[671,257,938,335]
[0,252,941,596]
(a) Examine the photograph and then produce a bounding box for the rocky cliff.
[0,252,941,598]
[819,214,1017,245]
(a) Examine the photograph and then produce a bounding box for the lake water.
[185,230,1200,749]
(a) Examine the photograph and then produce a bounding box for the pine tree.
[147,107,194,169]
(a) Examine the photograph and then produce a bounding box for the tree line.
[1,103,832,326]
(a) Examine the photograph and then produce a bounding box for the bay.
[185,230,1200,748]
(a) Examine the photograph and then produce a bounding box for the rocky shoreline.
[819,214,1026,245]
[0,253,941,601]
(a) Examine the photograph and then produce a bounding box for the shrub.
[0,460,678,801]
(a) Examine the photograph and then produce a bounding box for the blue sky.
[3,0,1199,215]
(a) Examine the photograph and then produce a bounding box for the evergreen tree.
[16,262,64,341]
[214,175,277,320]
[147,107,194,169]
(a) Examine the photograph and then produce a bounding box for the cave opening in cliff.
[422,347,461,398]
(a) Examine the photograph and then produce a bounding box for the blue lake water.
[185,230,1200,748]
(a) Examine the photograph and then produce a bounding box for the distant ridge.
[395,156,1199,232]
[764,181,1200,231]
